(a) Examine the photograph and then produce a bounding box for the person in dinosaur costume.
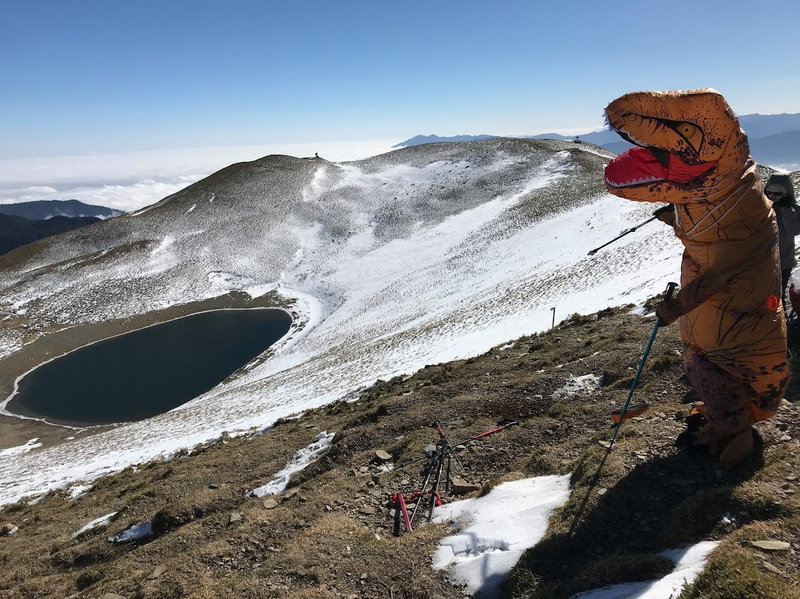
[603,88,789,466]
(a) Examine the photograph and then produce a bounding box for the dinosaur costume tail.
[603,89,788,465]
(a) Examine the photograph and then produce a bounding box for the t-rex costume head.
[604,88,751,206]
[602,88,788,465]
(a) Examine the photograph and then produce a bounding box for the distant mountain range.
[0,199,123,220]
[394,134,497,147]
[394,113,800,169]
[0,200,122,255]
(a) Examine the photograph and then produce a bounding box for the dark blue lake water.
[7,308,292,426]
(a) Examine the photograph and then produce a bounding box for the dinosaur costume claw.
[604,88,788,465]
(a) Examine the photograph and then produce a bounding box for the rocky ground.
[0,302,798,599]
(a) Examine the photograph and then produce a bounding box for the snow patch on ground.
[430,475,718,599]
[0,438,42,457]
[570,541,719,599]
[552,373,604,399]
[68,483,94,499]
[109,519,153,544]
[208,271,254,293]
[251,431,335,497]
[71,512,117,538]
[432,475,572,598]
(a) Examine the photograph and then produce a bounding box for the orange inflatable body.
[603,89,788,460]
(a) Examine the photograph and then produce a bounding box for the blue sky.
[2,0,799,159]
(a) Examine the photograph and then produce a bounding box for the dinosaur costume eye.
[677,123,699,139]
[669,121,703,152]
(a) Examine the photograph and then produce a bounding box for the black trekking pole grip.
[656,282,679,327]
[653,204,673,219]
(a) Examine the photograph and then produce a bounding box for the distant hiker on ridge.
[603,88,789,466]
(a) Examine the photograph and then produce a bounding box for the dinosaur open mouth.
[605,146,716,188]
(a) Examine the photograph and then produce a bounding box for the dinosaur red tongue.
[605,147,716,187]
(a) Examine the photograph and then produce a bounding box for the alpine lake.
[5,308,292,426]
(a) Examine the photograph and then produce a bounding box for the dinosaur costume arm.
[658,219,779,326]
[656,269,724,325]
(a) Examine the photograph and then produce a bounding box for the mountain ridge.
[394,112,800,168]
[0,199,124,256]
[0,141,796,506]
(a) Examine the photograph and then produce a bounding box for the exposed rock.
[0,523,18,536]
[229,512,242,524]
[374,450,392,463]
[148,564,168,579]
[750,540,791,551]
[762,561,786,575]
[262,498,279,509]
[450,476,480,496]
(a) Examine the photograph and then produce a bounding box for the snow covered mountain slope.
[0,138,683,506]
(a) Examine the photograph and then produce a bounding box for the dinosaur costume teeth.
[604,88,788,465]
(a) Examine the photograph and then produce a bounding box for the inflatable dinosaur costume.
[603,88,788,465]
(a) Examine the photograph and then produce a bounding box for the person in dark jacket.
[765,174,800,311]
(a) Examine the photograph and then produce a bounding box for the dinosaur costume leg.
[683,345,756,462]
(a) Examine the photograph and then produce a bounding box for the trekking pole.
[427,449,446,521]
[450,419,519,448]
[444,452,452,494]
[603,281,678,448]
[392,492,413,535]
[587,205,671,256]
[408,451,438,524]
